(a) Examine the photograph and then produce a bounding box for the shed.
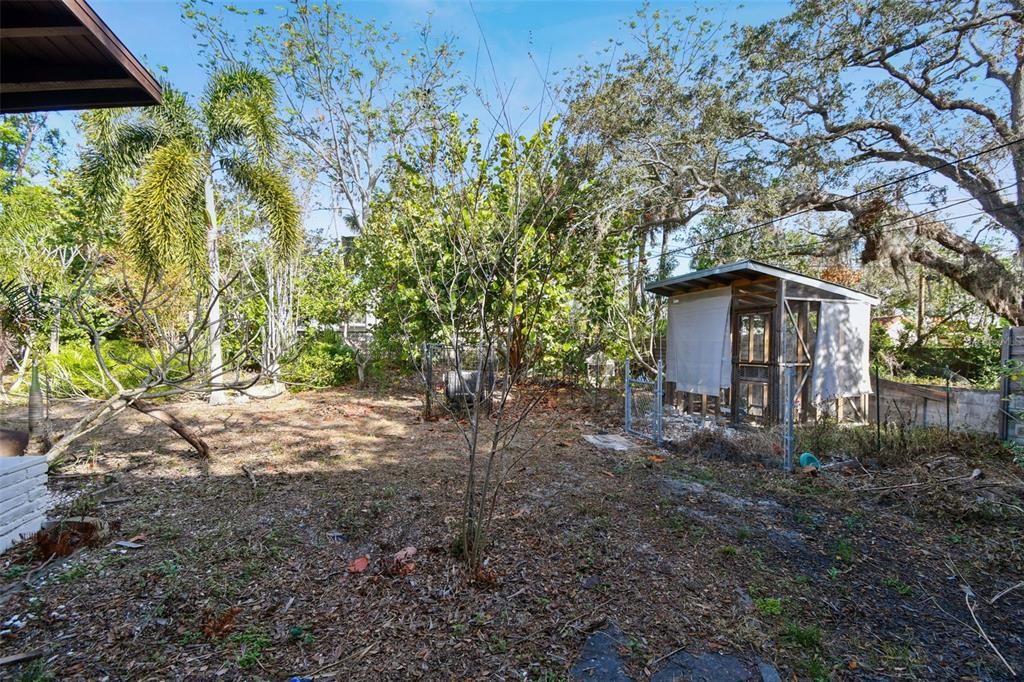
[647,260,879,424]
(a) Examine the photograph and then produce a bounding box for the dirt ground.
[0,386,1022,681]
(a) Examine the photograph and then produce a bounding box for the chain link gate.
[624,359,664,445]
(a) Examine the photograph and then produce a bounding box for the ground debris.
[0,387,1018,680]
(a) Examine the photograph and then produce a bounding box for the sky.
[46,0,791,239]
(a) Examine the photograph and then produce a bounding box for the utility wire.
[645,136,1022,265]
[753,202,1022,263]
[668,181,1019,264]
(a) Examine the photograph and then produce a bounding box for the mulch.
[0,387,1021,680]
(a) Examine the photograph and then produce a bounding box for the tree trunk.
[916,267,925,344]
[204,174,229,406]
[45,390,210,462]
[130,399,210,458]
[49,305,60,355]
[45,392,134,462]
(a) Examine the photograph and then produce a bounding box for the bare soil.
[0,387,1021,680]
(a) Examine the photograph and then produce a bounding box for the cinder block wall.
[0,456,50,553]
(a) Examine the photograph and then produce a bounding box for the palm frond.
[79,120,165,218]
[222,156,302,258]
[203,65,279,161]
[147,87,205,149]
[123,138,207,273]
[0,279,40,329]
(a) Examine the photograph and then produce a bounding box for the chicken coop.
[647,260,879,425]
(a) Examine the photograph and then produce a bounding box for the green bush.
[46,339,152,397]
[281,337,356,388]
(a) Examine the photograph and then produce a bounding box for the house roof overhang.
[646,259,880,305]
[1,0,161,113]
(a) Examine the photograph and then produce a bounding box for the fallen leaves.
[347,555,370,573]
[474,566,498,585]
[202,607,240,639]
[383,546,417,576]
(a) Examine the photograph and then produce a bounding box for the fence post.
[945,369,951,436]
[624,359,632,434]
[423,343,433,419]
[782,365,795,473]
[874,365,881,454]
[655,359,664,446]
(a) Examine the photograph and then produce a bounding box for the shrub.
[46,339,152,398]
[281,337,356,388]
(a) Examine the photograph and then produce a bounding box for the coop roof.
[1,0,162,113]
[646,259,879,305]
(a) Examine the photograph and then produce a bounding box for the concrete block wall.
[869,379,1002,435]
[0,456,49,553]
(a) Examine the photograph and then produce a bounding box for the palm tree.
[81,66,301,404]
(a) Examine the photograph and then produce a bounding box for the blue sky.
[78,1,787,101]
[47,0,788,238]
[39,1,1012,262]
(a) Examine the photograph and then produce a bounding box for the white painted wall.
[0,456,49,553]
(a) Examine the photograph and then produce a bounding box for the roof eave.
[646,259,881,305]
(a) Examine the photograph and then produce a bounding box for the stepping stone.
[583,434,634,451]
[651,650,781,682]
[570,623,633,681]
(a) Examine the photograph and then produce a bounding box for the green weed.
[2,564,30,579]
[13,659,54,682]
[831,538,855,563]
[781,622,822,648]
[230,628,270,669]
[754,597,783,616]
[287,625,316,645]
[881,576,912,596]
[57,562,89,584]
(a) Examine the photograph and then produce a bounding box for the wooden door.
[734,310,772,422]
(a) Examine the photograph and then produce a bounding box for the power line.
[647,136,1022,264]
[669,180,1019,264]
[754,202,1022,263]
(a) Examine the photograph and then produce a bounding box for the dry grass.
[0,387,1020,680]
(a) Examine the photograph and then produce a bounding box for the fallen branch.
[130,399,210,458]
[990,581,1024,605]
[241,465,257,490]
[855,469,981,493]
[964,586,1016,677]
[948,560,1017,677]
[0,650,45,667]
[23,553,56,585]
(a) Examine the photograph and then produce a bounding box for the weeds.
[287,625,316,645]
[13,660,54,682]
[69,494,97,517]
[754,597,783,616]
[57,562,89,584]
[881,576,912,596]
[2,564,30,579]
[230,628,270,668]
[831,538,855,563]
[782,622,822,648]
[626,636,646,658]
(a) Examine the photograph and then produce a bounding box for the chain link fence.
[624,359,663,445]
[420,342,497,418]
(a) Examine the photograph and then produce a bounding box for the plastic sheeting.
[666,288,732,395]
[812,301,871,402]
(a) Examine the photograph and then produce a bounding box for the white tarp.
[666,288,732,395]
[812,301,872,402]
